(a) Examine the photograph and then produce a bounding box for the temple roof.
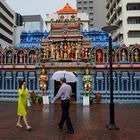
[56,3,78,14]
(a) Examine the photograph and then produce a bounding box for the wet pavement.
[0,102,140,140]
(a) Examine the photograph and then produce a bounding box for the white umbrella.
[52,70,77,83]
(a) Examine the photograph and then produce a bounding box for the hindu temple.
[0,3,140,103]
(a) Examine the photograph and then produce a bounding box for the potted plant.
[30,90,36,103]
[37,95,43,105]
[89,96,94,105]
[95,92,102,104]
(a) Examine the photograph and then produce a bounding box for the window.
[89,0,93,4]
[84,1,87,4]
[89,7,93,11]
[78,2,81,5]
[84,7,87,10]
[78,7,82,10]
[23,22,41,32]
[89,12,93,15]
[128,31,140,38]
[127,17,140,24]
[127,3,140,10]
[89,1,93,4]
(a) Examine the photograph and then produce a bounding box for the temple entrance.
[54,81,77,103]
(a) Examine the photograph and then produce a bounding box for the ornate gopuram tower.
[38,3,92,102]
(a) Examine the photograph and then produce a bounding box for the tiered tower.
[40,3,91,63]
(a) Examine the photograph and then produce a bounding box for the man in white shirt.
[51,77,74,134]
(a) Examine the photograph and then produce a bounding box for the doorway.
[54,81,77,102]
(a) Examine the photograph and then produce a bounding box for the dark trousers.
[59,100,74,132]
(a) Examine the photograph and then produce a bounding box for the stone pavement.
[0,102,140,140]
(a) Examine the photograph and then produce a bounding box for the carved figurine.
[30,53,35,63]
[83,69,92,96]
[134,49,140,62]
[39,69,48,96]
[96,50,103,62]
[46,47,50,60]
[63,43,68,60]
[19,51,23,63]
[8,52,12,64]
[121,49,127,62]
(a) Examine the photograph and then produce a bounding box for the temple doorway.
[54,81,77,103]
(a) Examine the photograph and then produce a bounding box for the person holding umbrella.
[51,77,74,134]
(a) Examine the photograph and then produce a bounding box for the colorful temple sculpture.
[39,69,48,96]
[0,4,140,103]
[83,69,92,96]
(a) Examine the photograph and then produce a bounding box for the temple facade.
[0,4,140,103]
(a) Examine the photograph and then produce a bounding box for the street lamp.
[102,25,119,130]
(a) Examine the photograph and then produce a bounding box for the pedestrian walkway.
[0,102,139,140]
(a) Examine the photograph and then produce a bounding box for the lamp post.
[102,25,119,130]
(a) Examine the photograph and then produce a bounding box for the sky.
[6,0,76,19]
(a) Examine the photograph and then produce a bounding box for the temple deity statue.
[39,69,48,96]
[71,46,75,59]
[67,42,71,59]
[75,49,79,60]
[81,48,85,59]
[60,42,63,59]
[19,51,24,63]
[55,47,59,60]
[96,50,103,62]
[121,49,127,63]
[112,50,115,62]
[46,48,50,60]
[37,54,40,62]
[42,48,46,59]
[51,45,55,59]
[83,69,92,96]
[63,43,68,59]
[30,53,35,63]
[75,43,79,59]
[134,49,140,62]
[85,48,89,58]
[8,52,12,64]
[88,51,91,59]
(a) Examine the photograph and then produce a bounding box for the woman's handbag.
[27,99,31,107]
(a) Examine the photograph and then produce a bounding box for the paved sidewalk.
[0,102,140,140]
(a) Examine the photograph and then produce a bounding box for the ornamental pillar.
[116,72,121,93]
[76,71,84,103]
[47,71,54,100]
[36,71,40,91]
[129,72,133,92]
[13,72,16,91]
[2,71,5,96]
[91,71,96,95]
[104,71,108,92]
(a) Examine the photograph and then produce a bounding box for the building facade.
[21,15,44,32]
[0,0,15,47]
[77,0,107,30]
[0,3,140,104]
[106,0,140,47]
[13,14,44,45]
